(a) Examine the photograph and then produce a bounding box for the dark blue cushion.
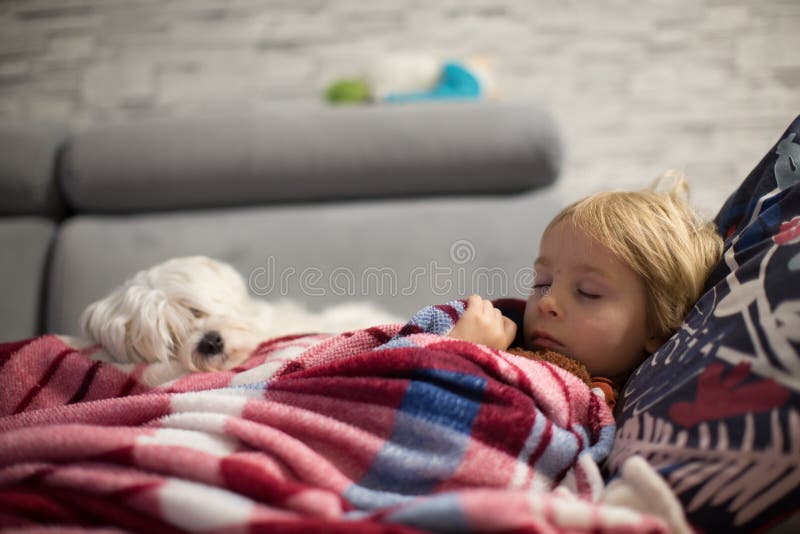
[608,116,800,532]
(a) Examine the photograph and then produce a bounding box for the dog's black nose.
[197,331,224,355]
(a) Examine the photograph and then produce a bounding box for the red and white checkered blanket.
[0,306,685,532]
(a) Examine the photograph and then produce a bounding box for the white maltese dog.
[81,256,402,372]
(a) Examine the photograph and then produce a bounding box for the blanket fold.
[0,299,680,533]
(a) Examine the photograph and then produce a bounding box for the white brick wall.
[0,0,798,214]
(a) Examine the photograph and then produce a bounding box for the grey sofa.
[0,102,563,342]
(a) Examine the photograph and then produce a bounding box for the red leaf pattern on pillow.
[668,362,790,428]
[773,215,800,245]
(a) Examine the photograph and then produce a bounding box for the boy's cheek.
[521,311,538,335]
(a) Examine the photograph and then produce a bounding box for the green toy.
[325,79,370,104]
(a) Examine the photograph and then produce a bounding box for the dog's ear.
[80,289,130,362]
[81,283,183,364]
[147,293,192,364]
[122,285,189,364]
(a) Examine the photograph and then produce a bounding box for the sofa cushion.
[46,188,564,336]
[608,116,800,532]
[59,102,562,213]
[0,122,66,216]
[0,217,55,341]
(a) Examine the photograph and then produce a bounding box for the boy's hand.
[448,295,517,350]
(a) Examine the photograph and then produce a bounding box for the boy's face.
[523,220,659,384]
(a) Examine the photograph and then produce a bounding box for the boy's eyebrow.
[534,257,609,277]
[575,263,610,277]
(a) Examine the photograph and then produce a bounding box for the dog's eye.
[189,308,206,318]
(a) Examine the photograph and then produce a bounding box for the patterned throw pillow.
[607,116,800,533]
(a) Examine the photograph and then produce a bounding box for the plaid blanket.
[0,299,684,532]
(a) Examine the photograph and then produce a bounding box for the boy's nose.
[538,292,562,318]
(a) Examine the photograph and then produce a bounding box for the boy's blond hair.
[546,171,723,341]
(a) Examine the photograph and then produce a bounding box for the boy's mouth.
[529,330,565,351]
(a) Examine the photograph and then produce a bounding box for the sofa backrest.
[0,121,67,217]
[59,102,562,212]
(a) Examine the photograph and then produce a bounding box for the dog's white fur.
[81,256,403,372]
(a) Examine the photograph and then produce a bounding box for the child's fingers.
[450,295,516,351]
[462,295,482,319]
[465,294,483,312]
[502,317,517,346]
[485,301,505,327]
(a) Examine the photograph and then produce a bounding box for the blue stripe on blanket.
[588,424,616,462]
[384,492,471,532]
[344,413,469,509]
[379,300,465,350]
[413,300,465,335]
[402,369,485,434]
[344,369,486,510]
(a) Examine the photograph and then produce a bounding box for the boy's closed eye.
[532,282,603,300]
[577,288,601,299]
[531,283,551,296]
